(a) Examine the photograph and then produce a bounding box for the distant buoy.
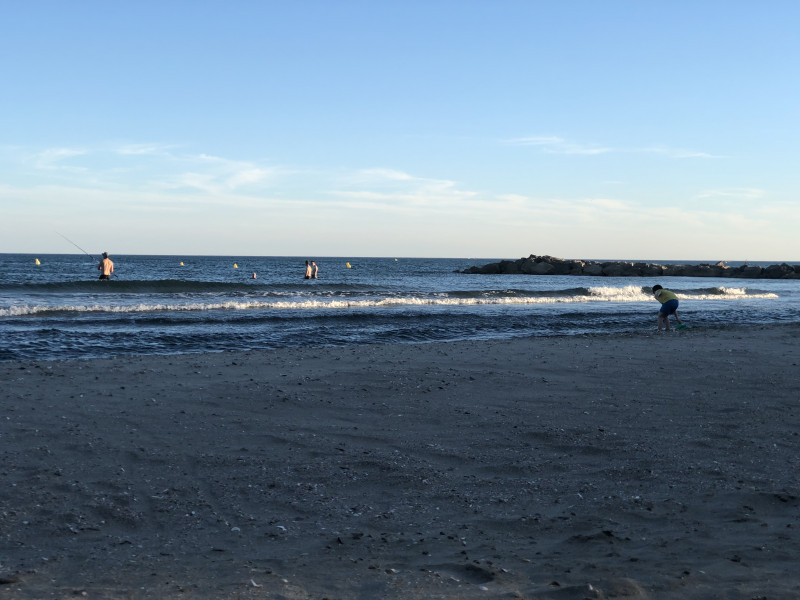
[346,262,351,269]
[35,258,41,265]
[234,263,238,269]
[180,261,184,266]
[394,258,398,262]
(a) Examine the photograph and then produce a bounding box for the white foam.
[718,287,747,296]
[588,285,652,302]
[0,286,779,317]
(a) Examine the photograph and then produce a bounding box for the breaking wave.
[0,285,779,317]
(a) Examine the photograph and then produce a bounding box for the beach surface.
[2,325,799,599]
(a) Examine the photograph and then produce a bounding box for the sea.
[1,254,798,362]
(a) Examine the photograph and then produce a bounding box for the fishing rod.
[56,231,97,261]
[55,232,118,280]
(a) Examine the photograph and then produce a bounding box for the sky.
[1,1,798,260]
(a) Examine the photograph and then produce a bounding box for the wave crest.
[0,285,779,317]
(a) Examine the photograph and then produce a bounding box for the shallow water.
[1,254,798,361]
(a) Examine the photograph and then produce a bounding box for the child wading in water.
[652,285,685,331]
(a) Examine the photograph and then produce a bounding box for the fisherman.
[98,252,114,280]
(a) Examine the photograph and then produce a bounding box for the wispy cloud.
[348,168,417,183]
[584,198,632,211]
[506,136,612,155]
[20,147,481,216]
[23,145,286,194]
[507,135,720,159]
[695,188,765,200]
[329,168,477,209]
[490,194,641,221]
[32,147,89,170]
[115,143,176,156]
[640,146,724,159]
[179,153,284,191]
[159,166,280,193]
[226,167,276,189]
[506,136,562,147]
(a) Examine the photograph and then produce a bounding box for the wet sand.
[2,324,799,599]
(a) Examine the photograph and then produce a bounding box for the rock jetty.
[459,255,800,279]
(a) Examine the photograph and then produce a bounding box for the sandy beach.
[1,324,799,599]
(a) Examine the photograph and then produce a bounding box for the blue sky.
[1,1,798,260]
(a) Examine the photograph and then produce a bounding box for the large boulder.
[763,263,794,279]
[635,262,665,276]
[601,262,636,276]
[620,262,643,276]
[477,262,501,274]
[519,258,537,274]
[583,263,603,276]
[731,265,764,278]
[498,260,521,274]
[530,261,555,275]
[663,264,689,276]
[548,260,572,275]
[682,264,725,277]
[520,255,561,275]
[566,260,586,275]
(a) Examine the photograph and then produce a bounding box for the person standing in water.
[311,260,318,279]
[98,252,114,280]
[304,260,312,279]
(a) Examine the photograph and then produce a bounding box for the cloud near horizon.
[0,144,795,258]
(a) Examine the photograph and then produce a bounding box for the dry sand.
[1,324,799,599]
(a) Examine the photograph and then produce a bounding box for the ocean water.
[1,253,798,362]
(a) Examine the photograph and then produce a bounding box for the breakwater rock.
[459,255,800,279]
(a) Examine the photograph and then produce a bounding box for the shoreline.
[2,324,799,599]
